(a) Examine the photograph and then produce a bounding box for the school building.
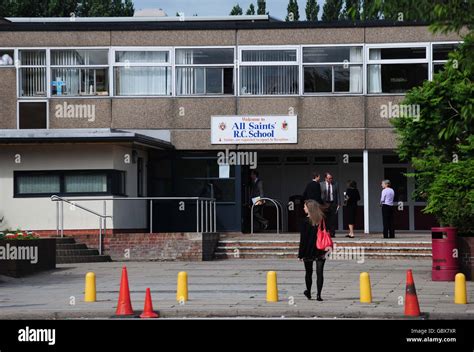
[0,15,462,247]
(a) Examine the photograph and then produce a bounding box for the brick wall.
[37,231,220,262]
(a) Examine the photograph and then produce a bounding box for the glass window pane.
[114,67,171,96]
[206,68,223,94]
[334,66,350,92]
[115,51,169,63]
[17,175,60,194]
[0,50,14,65]
[19,102,47,129]
[51,49,108,66]
[20,67,47,97]
[19,50,46,66]
[65,174,107,193]
[240,66,298,95]
[433,63,446,74]
[372,47,426,60]
[303,46,362,63]
[304,66,332,93]
[432,43,459,61]
[51,68,108,96]
[368,63,428,93]
[176,48,234,65]
[242,49,297,62]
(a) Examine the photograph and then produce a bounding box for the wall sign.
[211,115,297,144]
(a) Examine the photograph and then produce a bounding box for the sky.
[133,0,325,20]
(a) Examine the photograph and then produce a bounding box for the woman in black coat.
[344,180,361,238]
[298,199,327,301]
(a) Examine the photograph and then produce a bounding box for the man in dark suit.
[303,170,323,204]
[320,172,341,238]
[249,170,269,232]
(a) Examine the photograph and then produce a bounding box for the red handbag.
[316,218,333,251]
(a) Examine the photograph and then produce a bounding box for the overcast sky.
[133,0,325,20]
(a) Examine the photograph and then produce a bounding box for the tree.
[321,0,343,21]
[246,3,255,15]
[341,0,360,20]
[230,4,243,16]
[286,0,299,21]
[305,0,319,21]
[257,0,266,15]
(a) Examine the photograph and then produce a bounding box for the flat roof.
[0,128,174,149]
[0,16,430,31]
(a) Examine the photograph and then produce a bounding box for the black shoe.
[316,295,323,301]
[304,290,311,300]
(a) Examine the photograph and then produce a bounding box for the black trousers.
[382,204,395,238]
[304,258,326,296]
[325,202,337,237]
[252,204,268,231]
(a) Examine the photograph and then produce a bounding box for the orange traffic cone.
[140,288,159,319]
[405,269,421,317]
[115,266,134,316]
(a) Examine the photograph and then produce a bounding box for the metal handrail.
[50,196,217,253]
[51,195,112,255]
[251,197,281,234]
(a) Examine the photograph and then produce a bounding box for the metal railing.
[251,197,282,234]
[51,196,217,254]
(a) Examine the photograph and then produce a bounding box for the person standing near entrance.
[380,179,395,238]
[344,180,360,238]
[302,170,323,204]
[298,199,327,301]
[320,173,340,238]
[249,170,269,232]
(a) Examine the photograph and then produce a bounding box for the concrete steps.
[54,237,111,264]
[215,239,432,260]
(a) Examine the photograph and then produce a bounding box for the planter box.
[0,238,56,278]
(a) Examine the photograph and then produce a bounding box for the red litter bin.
[431,227,459,281]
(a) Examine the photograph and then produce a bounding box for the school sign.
[211,115,298,144]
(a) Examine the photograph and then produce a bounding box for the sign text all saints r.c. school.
[211,115,297,144]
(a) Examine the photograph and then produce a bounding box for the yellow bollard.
[84,272,96,302]
[360,272,372,303]
[454,273,467,304]
[176,271,188,302]
[266,271,278,302]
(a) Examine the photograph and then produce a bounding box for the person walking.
[298,199,327,301]
[302,170,323,204]
[320,173,340,238]
[344,180,360,238]
[380,179,395,238]
[249,170,269,232]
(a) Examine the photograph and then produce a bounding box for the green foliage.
[230,4,243,16]
[246,3,255,15]
[341,0,359,20]
[286,0,300,21]
[321,0,343,21]
[391,33,474,231]
[257,0,267,15]
[305,0,319,21]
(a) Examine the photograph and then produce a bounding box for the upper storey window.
[176,48,234,95]
[303,46,363,94]
[239,47,299,95]
[114,49,171,96]
[18,50,47,97]
[0,49,14,66]
[367,46,428,94]
[432,43,460,74]
[51,49,109,96]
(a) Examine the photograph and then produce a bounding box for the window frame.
[17,48,48,98]
[430,41,462,77]
[13,169,126,198]
[238,45,300,96]
[0,47,15,68]
[365,42,430,95]
[49,48,110,97]
[301,44,364,95]
[174,46,236,97]
[16,100,49,129]
[111,46,173,97]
